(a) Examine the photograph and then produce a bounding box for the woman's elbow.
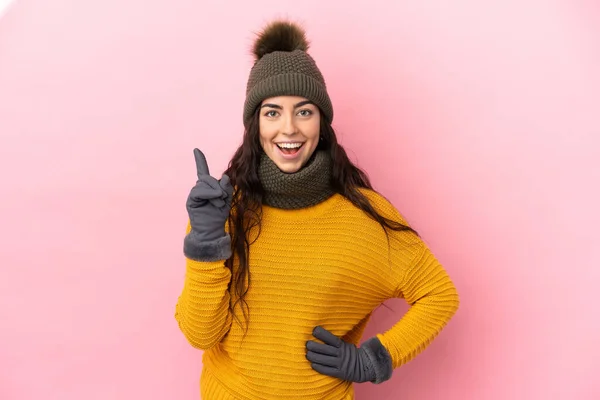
[446,281,460,318]
[176,321,220,350]
[183,333,219,351]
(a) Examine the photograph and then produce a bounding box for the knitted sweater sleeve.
[174,220,233,350]
[362,189,460,370]
[376,236,460,369]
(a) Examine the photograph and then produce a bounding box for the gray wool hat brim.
[243,71,333,125]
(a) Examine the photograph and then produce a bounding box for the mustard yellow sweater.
[175,188,459,400]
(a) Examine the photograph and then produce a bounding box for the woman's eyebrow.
[260,100,315,109]
[293,100,314,108]
[260,103,282,109]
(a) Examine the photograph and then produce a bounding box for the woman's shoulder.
[355,187,409,225]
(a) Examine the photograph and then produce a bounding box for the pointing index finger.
[193,148,209,177]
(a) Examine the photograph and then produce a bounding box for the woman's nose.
[281,115,297,135]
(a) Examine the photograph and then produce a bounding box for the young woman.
[175,20,460,400]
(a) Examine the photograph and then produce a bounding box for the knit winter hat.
[243,20,333,126]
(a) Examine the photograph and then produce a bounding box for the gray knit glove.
[183,148,233,262]
[306,326,393,384]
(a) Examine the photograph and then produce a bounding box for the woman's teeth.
[277,143,303,149]
[277,143,303,155]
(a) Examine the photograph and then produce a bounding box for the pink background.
[1,1,599,399]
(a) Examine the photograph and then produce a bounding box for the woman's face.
[258,95,321,174]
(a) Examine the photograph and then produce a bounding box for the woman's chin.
[275,161,303,174]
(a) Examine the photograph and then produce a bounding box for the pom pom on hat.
[252,20,310,60]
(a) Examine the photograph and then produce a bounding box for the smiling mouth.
[276,143,304,155]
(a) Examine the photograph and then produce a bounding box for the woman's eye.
[298,109,312,116]
[265,110,278,117]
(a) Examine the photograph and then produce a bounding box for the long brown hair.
[223,108,419,333]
